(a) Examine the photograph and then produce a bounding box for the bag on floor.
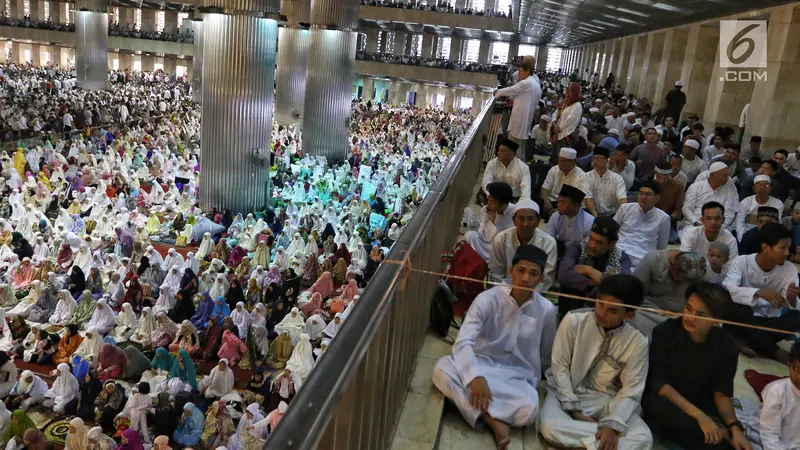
[430,282,456,338]
[444,241,487,304]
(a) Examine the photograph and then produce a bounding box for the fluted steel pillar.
[301,0,359,162]
[275,0,310,126]
[191,18,203,103]
[199,0,279,214]
[75,0,108,90]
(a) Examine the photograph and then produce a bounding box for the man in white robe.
[465,182,516,262]
[432,245,557,449]
[682,162,739,231]
[613,181,670,266]
[679,201,739,259]
[489,198,557,290]
[540,274,653,450]
[723,223,800,364]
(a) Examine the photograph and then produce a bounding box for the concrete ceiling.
[518,0,795,46]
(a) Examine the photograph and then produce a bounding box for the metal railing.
[265,97,496,450]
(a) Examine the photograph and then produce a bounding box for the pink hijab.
[309,272,334,299]
[341,279,358,302]
[301,292,322,316]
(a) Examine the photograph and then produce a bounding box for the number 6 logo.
[720,20,767,68]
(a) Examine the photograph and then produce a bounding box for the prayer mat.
[42,417,71,445]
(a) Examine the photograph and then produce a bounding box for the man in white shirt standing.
[679,201,739,259]
[614,181,671,266]
[723,223,800,364]
[682,162,739,231]
[493,57,541,162]
[489,198,557,290]
[482,137,531,201]
[541,148,589,218]
[584,146,628,217]
[433,245,557,450]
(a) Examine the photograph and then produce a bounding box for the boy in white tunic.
[759,341,800,449]
[540,274,653,450]
[432,245,557,450]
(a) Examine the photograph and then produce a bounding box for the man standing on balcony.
[493,56,541,162]
[433,244,557,450]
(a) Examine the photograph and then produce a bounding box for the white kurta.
[723,254,799,318]
[482,157,532,200]
[541,311,652,450]
[495,76,541,141]
[613,203,670,266]
[542,166,589,202]
[759,378,800,450]
[682,179,739,230]
[464,204,516,262]
[679,225,739,260]
[432,286,557,427]
[489,227,557,290]
[736,195,784,238]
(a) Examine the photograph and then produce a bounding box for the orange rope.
[382,259,800,338]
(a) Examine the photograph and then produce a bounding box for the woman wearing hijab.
[245,278,261,306]
[96,344,127,382]
[213,238,231,265]
[2,410,35,450]
[274,307,305,345]
[87,426,117,450]
[94,380,126,432]
[115,228,135,258]
[151,312,178,350]
[199,316,223,360]
[304,313,327,343]
[267,331,293,369]
[56,243,74,273]
[84,299,117,335]
[209,296,231,325]
[50,289,78,326]
[123,275,144,313]
[86,267,104,297]
[308,271,334,299]
[173,403,205,447]
[72,370,102,420]
[149,347,176,376]
[27,277,59,323]
[201,400,235,449]
[118,429,144,450]
[225,279,245,312]
[169,320,200,357]
[7,370,48,410]
[43,363,80,413]
[257,401,288,435]
[267,368,300,412]
[199,359,235,399]
[217,329,247,367]
[53,324,83,365]
[190,292,214,331]
[179,267,199,299]
[169,349,198,391]
[129,306,156,348]
[227,403,264,450]
[74,327,103,363]
[66,417,90,450]
[123,382,152,443]
[120,347,150,381]
[111,303,137,343]
[70,290,97,327]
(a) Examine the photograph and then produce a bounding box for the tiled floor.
[388,328,791,450]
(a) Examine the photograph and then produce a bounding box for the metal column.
[199,0,279,213]
[300,0,359,162]
[191,18,203,103]
[75,0,108,90]
[275,0,310,126]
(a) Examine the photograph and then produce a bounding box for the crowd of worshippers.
[449,67,800,449]
[0,63,193,141]
[0,68,475,448]
[355,51,504,74]
[0,14,194,43]
[359,0,512,17]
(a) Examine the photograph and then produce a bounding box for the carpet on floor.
[42,417,70,446]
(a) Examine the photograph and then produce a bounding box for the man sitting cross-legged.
[432,245,557,450]
[540,274,653,450]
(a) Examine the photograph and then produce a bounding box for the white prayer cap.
[559,148,578,160]
[627,112,636,117]
[684,139,700,150]
[590,107,600,113]
[754,174,771,184]
[675,80,683,87]
[709,162,729,173]
[540,115,551,122]
[607,128,620,136]
[514,198,540,216]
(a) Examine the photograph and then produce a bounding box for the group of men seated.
[450,71,800,448]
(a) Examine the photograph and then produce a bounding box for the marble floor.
[388,327,790,450]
